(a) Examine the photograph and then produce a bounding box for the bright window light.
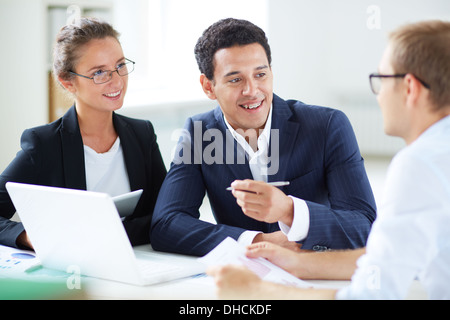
[121,0,269,107]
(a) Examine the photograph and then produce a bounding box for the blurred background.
[1,0,449,208]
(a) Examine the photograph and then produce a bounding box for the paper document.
[198,237,311,288]
[0,245,41,275]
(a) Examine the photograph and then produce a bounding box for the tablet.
[113,189,143,218]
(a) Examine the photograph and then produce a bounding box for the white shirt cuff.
[237,230,262,246]
[278,196,310,242]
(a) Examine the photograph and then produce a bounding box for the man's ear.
[404,74,422,109]
[58,76,76,94]
[200,74,216,100]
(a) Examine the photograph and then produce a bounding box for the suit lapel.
[59,109,143,191]
[60,106,86,190]
[209,106,253,180]
[113,114,146,191]
[268,95,300,182]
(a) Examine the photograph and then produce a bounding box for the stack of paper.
[198,237,312,288]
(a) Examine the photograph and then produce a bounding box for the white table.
[79,246,428,300]
[5,244,428,300]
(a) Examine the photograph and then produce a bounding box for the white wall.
[267,0,450,155]
[268,0,450,103]
[0,0,48,170]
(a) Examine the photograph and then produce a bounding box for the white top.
[337,115,450,300]
[223,106,310,245]
[84,137,131,197]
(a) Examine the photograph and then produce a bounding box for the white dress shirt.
[84,137,131,197]
[337,115,450,300]
[223,106,310,245]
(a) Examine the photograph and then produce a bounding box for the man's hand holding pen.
[228,180,302,252]
[228,180,294,226]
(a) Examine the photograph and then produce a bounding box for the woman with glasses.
[0,18,166,250]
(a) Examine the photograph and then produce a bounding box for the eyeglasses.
[69,58,135,84]
[369,73,430,95]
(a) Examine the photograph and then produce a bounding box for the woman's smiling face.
[67,36,128,113]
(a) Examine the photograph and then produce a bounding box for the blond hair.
[389,20,450,109]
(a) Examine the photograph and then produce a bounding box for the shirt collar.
[223,104,273,155]
[415,114,450,143]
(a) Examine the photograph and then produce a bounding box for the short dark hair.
[194,18,272,80]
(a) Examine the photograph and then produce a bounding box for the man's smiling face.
[202,43,274,133]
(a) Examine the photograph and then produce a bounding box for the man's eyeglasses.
[70,58,135,84]
[369,73,430,95]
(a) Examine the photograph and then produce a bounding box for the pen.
[226,181,290,191]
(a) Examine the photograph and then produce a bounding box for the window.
[114,0,269,107]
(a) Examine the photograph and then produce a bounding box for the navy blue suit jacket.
[0,106,166,248]
[151,94,376,256]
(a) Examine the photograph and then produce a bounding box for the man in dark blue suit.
[151,18,376,256]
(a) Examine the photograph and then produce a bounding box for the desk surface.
[82,274,427,300]
[68,246,429,300]
[3,245,428,300]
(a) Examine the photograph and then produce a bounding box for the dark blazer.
[151,94,377,256]
[0,106,166,248]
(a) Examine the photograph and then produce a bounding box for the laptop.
[5,182,205,286]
